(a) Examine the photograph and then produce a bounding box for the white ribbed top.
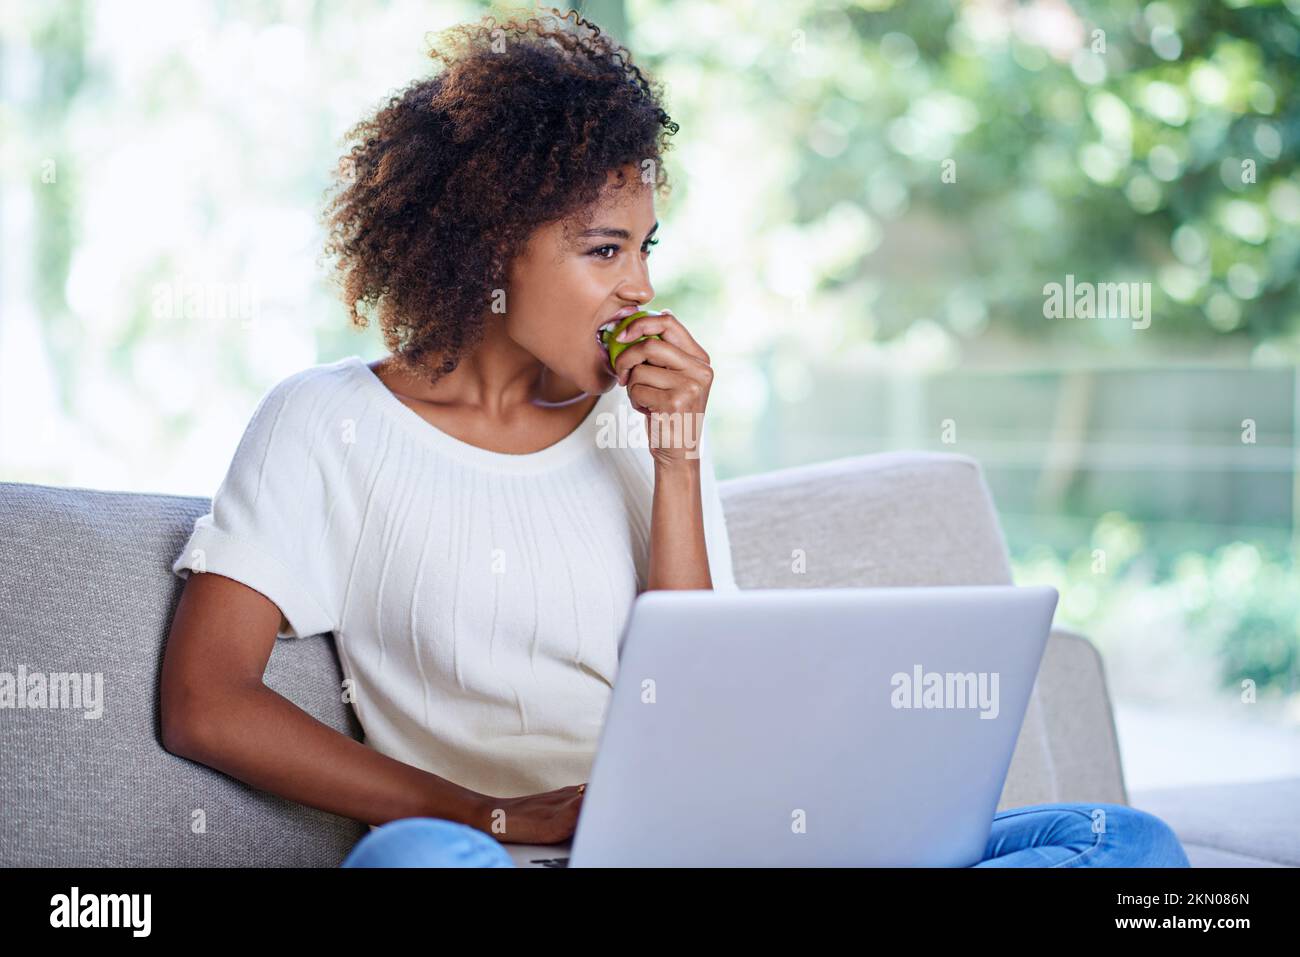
[172,355,738,802]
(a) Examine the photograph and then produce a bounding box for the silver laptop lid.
[569,585,1058,867]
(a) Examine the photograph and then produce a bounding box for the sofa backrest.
[0,481,365,866]
[722,450,1016,588]
[0,451,1125,866]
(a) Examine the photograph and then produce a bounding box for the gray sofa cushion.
[1131,778,1300,867]
[722,450,1016,589]
[0,482,367,866]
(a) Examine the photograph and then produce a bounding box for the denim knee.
[1097,804,1190,868]
[1119,806,1191,867]
[341,817,515,868]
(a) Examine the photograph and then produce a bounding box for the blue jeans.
[340,802,1191,867]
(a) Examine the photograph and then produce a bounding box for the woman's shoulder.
[234,357,366,463]
[256,356,360,409]
[242,356,363,425]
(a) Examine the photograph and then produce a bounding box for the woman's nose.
[621,264,653,303]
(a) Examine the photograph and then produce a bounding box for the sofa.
[1,450,1293,866]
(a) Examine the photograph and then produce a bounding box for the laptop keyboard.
[526,856,570,867]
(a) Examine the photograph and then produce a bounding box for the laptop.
[505,584,1059,868]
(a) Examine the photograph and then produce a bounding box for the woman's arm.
[646,459,714,591]
[613,308,722,593]
[160,571,488,829]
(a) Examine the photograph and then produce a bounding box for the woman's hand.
[470,783,586,845]
[612,309,713,471]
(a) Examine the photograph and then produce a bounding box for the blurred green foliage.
[1014,513,1297,699]
[786,0,1299,351]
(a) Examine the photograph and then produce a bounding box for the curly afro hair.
[320,5,680,387]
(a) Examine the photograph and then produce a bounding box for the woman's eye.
[591,238,660,260]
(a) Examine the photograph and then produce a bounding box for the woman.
[163,8,1189,869]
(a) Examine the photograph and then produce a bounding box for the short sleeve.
[171,373,338,639]
[697,419,740,593]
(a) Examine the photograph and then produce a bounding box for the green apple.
[600,310,663,372]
